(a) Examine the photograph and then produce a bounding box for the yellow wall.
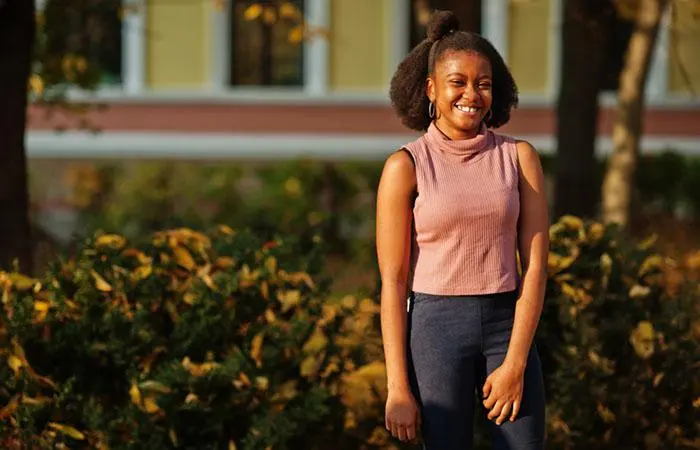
[146,0,209,88]
[669,1,700,94]
[507,0,550,94]
[329,0,387,91]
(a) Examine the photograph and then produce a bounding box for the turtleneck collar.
[426,121,491,158]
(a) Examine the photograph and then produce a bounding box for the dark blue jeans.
[407,290,546,450]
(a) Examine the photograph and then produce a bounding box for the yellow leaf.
[289,26,304,45]
[559,215,584,232]
[8,355,23,376]
[7,273,38,291]
[95,234,126,249]
[169,428,178,447]
[639,255,664,277]
[185,393,199,404]
[48,422,85,440]
[260,281,269,300]
[255,376,269,391]
[215,256,235,270]
[653,372,664,387]
[129,383,142,406]
[91,270,113,292]
[29,74,44,95]
[134,264,152,280]
[174,246,196,271]
[229,441,238,450]
[0,394,20,420]
[277,289,301,312]
[218,225,236,236]
[629,284,651,299]
[280,2,300,19]
[630,321,655,359]
[251,332,265,368]
[262,6,277,24]
[183,291,197,305]
[143,396,160,414]
[302,327,328,354]
[264,308,277,324]
[34,300,50,312]
[182,357,219,377]
[243,3,263,20]
[139,380,172,394]
[596,403,616,424]
[264,256,277,274]
[587,222,605,242]
[284,177,302,197]
[548,249,579,275]
[341,295,357,309]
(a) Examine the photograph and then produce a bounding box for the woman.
[375,10,549,450]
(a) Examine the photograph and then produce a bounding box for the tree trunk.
[554,0,616,219]
[0,0,35,273]
[601,0,669,226]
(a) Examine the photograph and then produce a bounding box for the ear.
[426,76,436,103]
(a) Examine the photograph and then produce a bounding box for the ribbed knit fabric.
[403,121,520,296]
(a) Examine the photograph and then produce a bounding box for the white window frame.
[209,0,330,96]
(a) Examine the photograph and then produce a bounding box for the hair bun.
[426,10,460,42]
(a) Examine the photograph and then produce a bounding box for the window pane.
[42,0,122,86]
[230,0,304,87]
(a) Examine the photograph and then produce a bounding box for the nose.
[461,83,480,102]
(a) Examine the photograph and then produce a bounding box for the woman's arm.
[504,140,550,372]
[376,150,418,442]
[482,140,549,425]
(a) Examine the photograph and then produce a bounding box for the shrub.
[0,227,386,449]
[541,216,700,449]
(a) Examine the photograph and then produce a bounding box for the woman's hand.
[482,362,525,425]
[385,389,421,442]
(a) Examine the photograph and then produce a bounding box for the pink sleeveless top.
[402,122,520,295]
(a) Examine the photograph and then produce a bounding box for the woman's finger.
[482,391,497,410]
[406,422,416,441]
[496,401,512,425]
[397,425,408,442]
[487,400,503,420]
[510,399,521,422]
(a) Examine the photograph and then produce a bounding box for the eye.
[479,82,492,90]
[449,79,465,86]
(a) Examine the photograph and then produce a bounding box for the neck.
[434,120,481,140]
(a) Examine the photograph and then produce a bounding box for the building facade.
[27,0,700,160]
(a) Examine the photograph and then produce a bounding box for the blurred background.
[1,0,700,449]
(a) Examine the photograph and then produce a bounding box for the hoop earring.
[483,108,493,123]
[428,102,436,119]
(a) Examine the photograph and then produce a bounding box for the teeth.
[456,105,479,113]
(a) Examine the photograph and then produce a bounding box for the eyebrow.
[445,72,492,79]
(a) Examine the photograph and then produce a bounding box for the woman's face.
[427,50,493,140]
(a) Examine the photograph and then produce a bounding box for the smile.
[455,105,480,113]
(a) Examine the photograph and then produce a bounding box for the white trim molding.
[26,131,700,161]
[646,3,671,100]
[209,0,232,90]
[303,0,330,96]
[121,0,146,94]
[547,0,563,101]
[387,0,411,85]
[482,0,509,61]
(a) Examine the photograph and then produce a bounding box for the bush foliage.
[0,227,386,449]
[1,217,699,449]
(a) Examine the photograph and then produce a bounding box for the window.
[230,0,305,87]
[41,0,123,86]
[409,0,482,48]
